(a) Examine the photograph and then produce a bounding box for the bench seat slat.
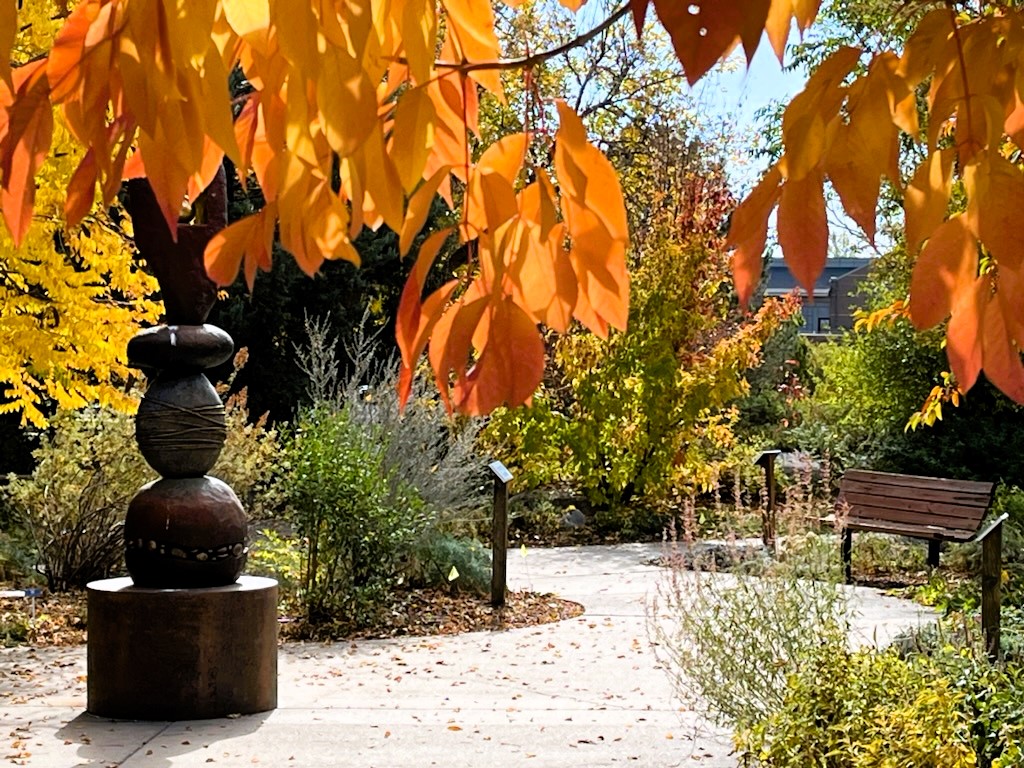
[838,493,988,528]
[843,470,993,498]
[841,518,977,542]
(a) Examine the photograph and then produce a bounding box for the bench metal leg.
[927,540,941,568]
[981,521,1003,661]
[841,529,853,584]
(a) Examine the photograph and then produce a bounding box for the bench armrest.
[972,512,1009,543]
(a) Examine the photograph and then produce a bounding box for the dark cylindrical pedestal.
[87,576,278,720]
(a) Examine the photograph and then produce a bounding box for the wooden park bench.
[835,469,1008,658]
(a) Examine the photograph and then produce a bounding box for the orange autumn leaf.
[400,166,450,257]
[428,292,490,412]
[0,0,14,88]
[727,164,782,309]
[909,215,977,332]
[204,204,278,290]
[652,0,745,86]
[1,60,53,246]
[904,148,954,255]
[441,0,503,97]
[554,101,629,333]
[628,0,649,38]
[511,221,576,333]
[651,0,818,84]
[983,290,1024,403]
[777,170,827,296]
[391,85,437,192]
[965,154,1024,271]
[946,275,986,392]
[397,228,455,369]
[64,148,98,228]
[453,296,545,414]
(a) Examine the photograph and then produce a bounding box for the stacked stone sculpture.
[86,170,277,721]
[122,170,247,588]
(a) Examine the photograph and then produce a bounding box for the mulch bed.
[2,588,583,648]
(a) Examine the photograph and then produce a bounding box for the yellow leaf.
[904,148,954,255]
[897,8,952,87]
[317,47,377,157]
[222,0,270,49]
[272,0,319,75]
[441,0,503,97]
[392,86,437,192]
[826,124,881,244]
[447,565,459,581]
[358,123,404,233]
[400,0,437,85]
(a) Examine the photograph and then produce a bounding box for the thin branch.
[433,2,632,74]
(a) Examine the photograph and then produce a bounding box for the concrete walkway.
[1,543,934,767]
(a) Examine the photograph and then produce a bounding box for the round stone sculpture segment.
[125,476,247,588]
[128,324,234,372]
[135,373,227,478]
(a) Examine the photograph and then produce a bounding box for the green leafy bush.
[285,404,429,627]
[738,644,976,767]
[1,610,29,647]
[3,407,150,591]
[247,528,303,598]
[283,315,492,630]
[898,618,1024,768]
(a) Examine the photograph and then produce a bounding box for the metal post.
[489,461,513,607]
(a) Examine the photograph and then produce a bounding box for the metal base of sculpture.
[85,172,278,720]
[86,577,278,720]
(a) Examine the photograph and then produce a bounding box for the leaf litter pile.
[2,588,582,647]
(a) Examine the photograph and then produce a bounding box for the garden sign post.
[489,461,513,607]
[753,450,781,554]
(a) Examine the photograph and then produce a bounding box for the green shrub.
[738,644,976,767]
[3,407,149,591]
[650,558,850,730]
[1,611,29,647]
[286,405,431,627]
[905,619,1024,768]
[297,314,488,519]
[213,386,286,522]
[407,533,491,594]
[247,528,303,598]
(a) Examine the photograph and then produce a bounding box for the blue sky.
[692,42,808,193]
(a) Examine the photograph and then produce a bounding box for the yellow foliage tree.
[0,2,159,427]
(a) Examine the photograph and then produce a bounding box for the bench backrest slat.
[840,494,983,532]
[838,470,994,536]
